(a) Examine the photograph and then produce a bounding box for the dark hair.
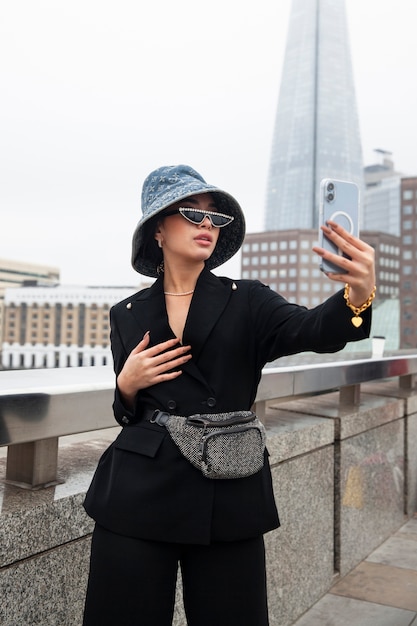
[140,216,163,270]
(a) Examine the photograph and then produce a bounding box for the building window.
[403,205,413,215]
[261,243,268,251]
[252,243,259,252]
[403,220,412,230]
[403,190,413,200]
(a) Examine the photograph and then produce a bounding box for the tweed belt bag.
[151,410,266,479]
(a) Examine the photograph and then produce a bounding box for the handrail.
[1,355,416,487]
[1,355,417,447]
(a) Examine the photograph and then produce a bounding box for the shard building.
[265,0,364,230]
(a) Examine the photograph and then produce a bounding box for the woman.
[83,164,375,625]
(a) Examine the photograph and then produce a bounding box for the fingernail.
[143,330,150,339]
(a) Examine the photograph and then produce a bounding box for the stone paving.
[292,517,417,626]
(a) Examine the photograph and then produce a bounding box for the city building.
[265,0,364,231]
[399,177,417,348]
[1,284,147,369]
[241,229,400,309]
[0,258,60,361]
[363,150,402,236]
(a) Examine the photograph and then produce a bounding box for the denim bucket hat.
[132,164,246,277]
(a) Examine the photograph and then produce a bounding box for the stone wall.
[1,386,414,626]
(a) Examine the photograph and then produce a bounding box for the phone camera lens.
[327,192,334,202]
[327,182,335,191]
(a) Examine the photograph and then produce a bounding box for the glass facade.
[265,0,364,230]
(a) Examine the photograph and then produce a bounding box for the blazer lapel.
[129,277,174,347]
[183,268,232,362]
[126,269,232,389]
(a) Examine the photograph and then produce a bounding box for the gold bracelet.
[344,284,376,328]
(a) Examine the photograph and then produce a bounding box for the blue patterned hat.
[132,164,246,277]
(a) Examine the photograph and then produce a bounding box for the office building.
[399,177,417,348]
[2,284,143,369]
[265,0,364,231]
[363,151,402,236]
[241,230,400,309]
[0,258,60,363]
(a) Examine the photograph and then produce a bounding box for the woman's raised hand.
[313,220,376,307]
[117,333,192,409]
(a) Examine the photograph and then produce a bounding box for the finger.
[145,337,185,358]
[152,369,185,384]
[130,331,151,354]
[152,350,192,372]
[145,354,192,386]
[147,343,192,365]
[325,222,370,252]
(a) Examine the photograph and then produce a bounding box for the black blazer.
[84,268,371,544]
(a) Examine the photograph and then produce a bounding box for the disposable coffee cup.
[372,336,385,358]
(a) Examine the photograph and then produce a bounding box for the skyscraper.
[265,0,364,230]
[363,150,402,236]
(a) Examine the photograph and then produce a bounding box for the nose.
[199,215,212,229]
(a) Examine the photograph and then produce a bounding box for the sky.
[1,0,416,287]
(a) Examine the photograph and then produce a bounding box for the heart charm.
[351,316,363,328]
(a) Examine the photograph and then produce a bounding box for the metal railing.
[1,355,416,488]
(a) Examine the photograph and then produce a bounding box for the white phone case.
[318,178,360,273]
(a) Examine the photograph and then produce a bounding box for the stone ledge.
[266,409,334,464]
[269,393,404,439]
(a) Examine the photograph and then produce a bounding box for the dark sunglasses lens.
[210,214,231,227]
[182,210,205,224]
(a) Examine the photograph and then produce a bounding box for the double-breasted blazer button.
[207,397,216,408]
[167,400,177,410]
[121,415,130,425]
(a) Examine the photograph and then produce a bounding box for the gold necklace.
[164,290,194,296]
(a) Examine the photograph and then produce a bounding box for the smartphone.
[318,178,360,273]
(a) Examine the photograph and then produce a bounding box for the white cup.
[372,336,385,358]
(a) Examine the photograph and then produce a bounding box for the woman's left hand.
[312,220,376,307]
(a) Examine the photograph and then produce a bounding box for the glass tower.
[265,0,364,230]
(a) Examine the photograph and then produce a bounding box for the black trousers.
[83,524,269,626]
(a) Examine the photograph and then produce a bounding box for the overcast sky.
[1,0,416,286]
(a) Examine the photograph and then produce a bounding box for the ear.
[154,227,163,248]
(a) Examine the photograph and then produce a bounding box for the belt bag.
[151,410,266,480]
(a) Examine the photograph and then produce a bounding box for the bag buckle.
[150,410,170,426]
